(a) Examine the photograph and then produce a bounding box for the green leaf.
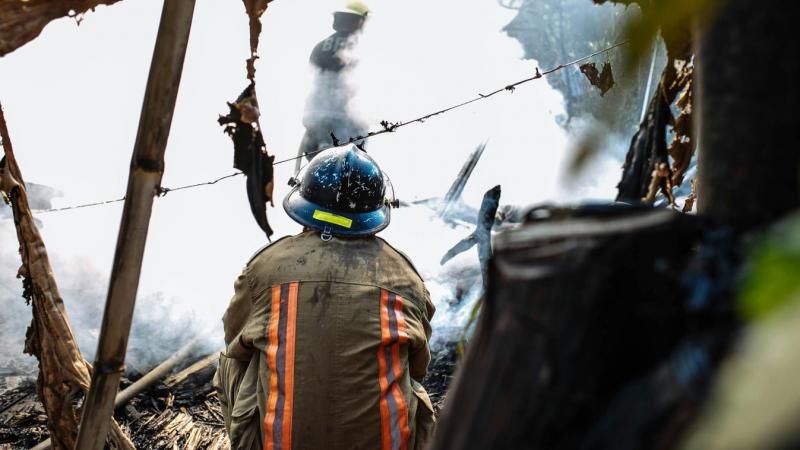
[618,0,726,69]
[739,213,800,320]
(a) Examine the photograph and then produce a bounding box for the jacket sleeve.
[222,267,256,361]
[407,288,435,382]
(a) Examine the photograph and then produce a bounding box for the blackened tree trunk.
[696,0,800,229]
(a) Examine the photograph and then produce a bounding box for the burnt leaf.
[669,64,695,186]
[669,138,693,187]
[0,0,123,57]
[580,61,616,96]
[642,162,674,205]
[218,83,275,239]
[242,0,271,80]
[682,178,697,213]
[617,91,671,202]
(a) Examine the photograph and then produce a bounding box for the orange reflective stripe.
[391,294,411,449]
[264,282,299,450]
[377,289,411,450]
[377,289,393,450]
[264,285,282,450]
[282,282,299,450]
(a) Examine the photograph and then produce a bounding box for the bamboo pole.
[74,1,196,448]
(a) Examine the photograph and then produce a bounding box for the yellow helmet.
[339,1,369,17]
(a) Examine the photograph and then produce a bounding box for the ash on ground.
[0,344,459,449]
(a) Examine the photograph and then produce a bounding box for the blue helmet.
[283,146,392,237]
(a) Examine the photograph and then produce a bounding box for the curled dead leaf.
[682,178,697,213]
[642,162,674,205]
[579,61,616,96]
[669,138,693,186]
[218,84,274,238]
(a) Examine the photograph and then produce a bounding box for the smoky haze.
[0,0,639,378]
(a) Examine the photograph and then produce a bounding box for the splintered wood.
[127,399,229,450]
[115,351,228,449]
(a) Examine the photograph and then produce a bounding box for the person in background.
[295,2,371,174]
[215,146,436,450]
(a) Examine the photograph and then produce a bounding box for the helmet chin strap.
[321,225,333,241]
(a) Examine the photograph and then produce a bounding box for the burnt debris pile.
[0,354,225,449]
[0,380,49,448]
[1,347,457,448]
[0,352,227,449]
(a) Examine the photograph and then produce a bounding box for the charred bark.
[430,207,714,450]
[441,185,501,287]
[616,90,671,202]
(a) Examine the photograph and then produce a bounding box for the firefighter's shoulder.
[246,235,292,266]
[377,236,425,282]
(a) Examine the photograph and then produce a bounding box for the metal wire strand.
[29,41,627,214]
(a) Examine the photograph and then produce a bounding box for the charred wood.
[5,350,227,450]
[696,0,800,229]
[439,143,487,220]
[429,205,740,450]
[616,91,671,203]
[441,185,502,287]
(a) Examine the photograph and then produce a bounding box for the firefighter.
[215,146,436,449]
[296,2,371,173]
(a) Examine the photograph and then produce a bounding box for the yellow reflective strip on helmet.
[313,210,353,228]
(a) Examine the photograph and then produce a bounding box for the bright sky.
[0,0,621,360]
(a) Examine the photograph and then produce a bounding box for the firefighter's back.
[220,230,434,449]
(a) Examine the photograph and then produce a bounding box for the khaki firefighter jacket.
[214,230,436,450]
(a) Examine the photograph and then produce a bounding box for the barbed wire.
[31,40,626,214]
[275,40,628,165]
[33,172,244,214]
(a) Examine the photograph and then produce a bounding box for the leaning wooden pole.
[75,1,195,448]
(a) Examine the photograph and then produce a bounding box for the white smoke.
[0,0,626,375]
[0,216,218,375]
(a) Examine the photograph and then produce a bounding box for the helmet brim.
[283,185,390,237]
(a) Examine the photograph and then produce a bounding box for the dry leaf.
[0,0,123,56]
[1,105,133,449]
[218,84,274,239]
[669,138,693,187]
[580,61,616,96]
